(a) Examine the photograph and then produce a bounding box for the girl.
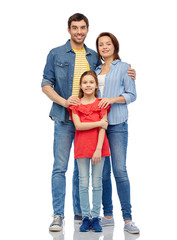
[95,32,140,234]
[68,70,110,232]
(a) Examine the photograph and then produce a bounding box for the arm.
[121,66,137,104]
[98,96,126,108]
[72,111,108,131]
[92,113,107,165]
[42,86,80,108]
[99,65,137,108]
[41,50,80,107]
[42,85,68,107]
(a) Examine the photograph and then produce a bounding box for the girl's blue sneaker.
[91,217,102,232]
[79,217,91,232]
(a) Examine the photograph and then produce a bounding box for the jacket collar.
[65,40,91,55]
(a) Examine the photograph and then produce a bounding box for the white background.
[1,0,177,239]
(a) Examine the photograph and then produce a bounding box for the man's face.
[68,20,89,45]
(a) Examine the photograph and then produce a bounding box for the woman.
[95,32,140,234]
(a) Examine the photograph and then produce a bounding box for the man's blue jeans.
[103,121,132,221]
[52,120,76,217]
[76,157,105,218]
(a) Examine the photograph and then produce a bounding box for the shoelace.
[92,218,100,225]
[83,218,89,223]
[126,221,136,227]
[52,215,61,224]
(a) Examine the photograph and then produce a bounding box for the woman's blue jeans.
[76,157,105,218]
[103,121,132,221]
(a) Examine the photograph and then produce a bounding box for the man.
[42,13,136,232]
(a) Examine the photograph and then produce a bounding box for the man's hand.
[92,149,101,165]
[65,96,80,108]
[128,64,136,80]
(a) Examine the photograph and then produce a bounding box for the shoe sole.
[124,229,140,234]
[49,226,62,232]
[74,220,82,224]
[100,223,114,227]
[80,228,90,232]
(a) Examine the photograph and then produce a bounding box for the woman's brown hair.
[96,32,121,62]
[79,71,98,98]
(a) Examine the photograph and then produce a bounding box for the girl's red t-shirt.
[68,98,110,159]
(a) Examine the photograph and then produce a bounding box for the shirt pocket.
[54,61,69,80]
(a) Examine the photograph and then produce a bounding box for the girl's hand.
[92,149,101,165]
[100,119,108,130]
[98,98,113,108]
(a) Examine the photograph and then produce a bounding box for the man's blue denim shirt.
[42,40,100,122]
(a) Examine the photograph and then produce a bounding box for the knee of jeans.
[92,176,102,189]
[52,168,66,178]
[79,176,89,188]
[114,169,129,182]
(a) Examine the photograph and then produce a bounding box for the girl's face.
[80,75,97,96]
[98,36,115,60]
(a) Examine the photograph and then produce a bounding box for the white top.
[98,74,106,97]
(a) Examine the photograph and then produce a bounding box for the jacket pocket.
[54,61,69,80]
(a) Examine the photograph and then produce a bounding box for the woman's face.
[98,36,115,60]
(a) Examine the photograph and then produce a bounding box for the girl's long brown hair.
[96,32,121,62]
[78,71,98,98]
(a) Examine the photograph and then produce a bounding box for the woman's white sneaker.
[99,216,115,227]
[124,221,140,234]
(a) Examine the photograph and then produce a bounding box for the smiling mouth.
[76,35,84,39]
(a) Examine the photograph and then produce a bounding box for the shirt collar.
[65,39,91,55]
[98,59,120,67]
[111,59,120,65]
[96,59,120,71]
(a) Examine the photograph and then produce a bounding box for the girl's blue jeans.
[76,157,105,218]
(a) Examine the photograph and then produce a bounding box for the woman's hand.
[98,98,113,108]
[92,149,101,165]
[100,119,108,130]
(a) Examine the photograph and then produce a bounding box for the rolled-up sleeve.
[41,50,56,87]
[121,65,137,104]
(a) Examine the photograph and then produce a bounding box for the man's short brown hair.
[68,13,89,29]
